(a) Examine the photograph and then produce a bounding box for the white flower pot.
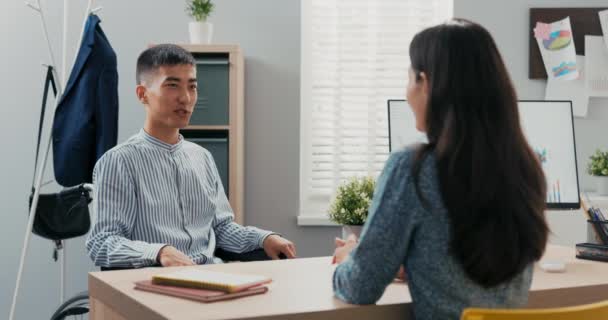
[342,225,363,240]
[596,176,608,195]
[189,21,213,44]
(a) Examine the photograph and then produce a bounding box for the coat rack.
[9,1,101,319]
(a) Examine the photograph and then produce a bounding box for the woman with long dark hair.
[332,19,548,319]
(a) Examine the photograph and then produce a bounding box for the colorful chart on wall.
[534,17,579,81]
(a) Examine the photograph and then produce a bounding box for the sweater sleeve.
[333,150,420,304]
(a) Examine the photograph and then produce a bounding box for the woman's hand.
[332,234,358,264]
[333,235,407,281]
[396,265,407,282]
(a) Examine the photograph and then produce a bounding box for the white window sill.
[296,195,608,226]
[297,215,340,226]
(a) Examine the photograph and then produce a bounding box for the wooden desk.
[89,245,608,320]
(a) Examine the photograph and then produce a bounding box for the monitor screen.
[388,99,580,209]
[387,100,426,151]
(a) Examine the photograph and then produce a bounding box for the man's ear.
[136,84,147,104]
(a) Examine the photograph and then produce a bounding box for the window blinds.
[301,0,452,217]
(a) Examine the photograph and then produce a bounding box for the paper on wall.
[534,17,579,81]
[585,36,608,97]
[545,55,589,117]
[599,10,608,50]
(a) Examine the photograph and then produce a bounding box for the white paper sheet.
[534,17,579,81]
[545,55,589,117]
[585,36,608,97]
[599,10,608,50]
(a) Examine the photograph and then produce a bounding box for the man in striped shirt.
[86,44,296,268]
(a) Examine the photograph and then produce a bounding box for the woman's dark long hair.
[409,19,548,287]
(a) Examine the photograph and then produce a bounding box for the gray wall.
[453,0,608,248]
[454,0,608,189]
[3,0,607,318]
[213,2,342,258]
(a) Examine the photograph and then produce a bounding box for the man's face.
[137,64,197,130]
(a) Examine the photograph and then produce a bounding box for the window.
[299,0,452,225]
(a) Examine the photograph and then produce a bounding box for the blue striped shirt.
[86,129,273,268]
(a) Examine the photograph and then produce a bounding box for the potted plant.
[588,149,608,195]
[186,0,214,44]
[328,176,375,239]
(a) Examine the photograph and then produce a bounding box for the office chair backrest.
[461,300,608,320]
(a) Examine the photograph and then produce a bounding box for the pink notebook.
[134,280,268,303]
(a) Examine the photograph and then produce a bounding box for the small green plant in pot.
[588,149,608,195]
[328,176,375,239]
[186,0,214,44]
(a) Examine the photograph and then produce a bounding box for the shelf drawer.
[187,136,229,198]
[190,55,230,126]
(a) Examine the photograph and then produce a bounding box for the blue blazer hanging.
[53,14,118,187]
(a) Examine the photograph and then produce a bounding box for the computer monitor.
[387,100,426,151]
[388,99,580,209]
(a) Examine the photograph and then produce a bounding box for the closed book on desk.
[151,269,272,293]
[134,280,268,302]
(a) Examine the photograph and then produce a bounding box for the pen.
[595,208,607,221]
[591,208,606,221]
[591,208,608,235]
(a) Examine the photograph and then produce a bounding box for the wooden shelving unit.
[179,44,245,224]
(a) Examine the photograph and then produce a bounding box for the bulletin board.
[529,7,607,79]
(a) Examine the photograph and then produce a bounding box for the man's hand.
[263,235,297,259]
[157,245,195,267]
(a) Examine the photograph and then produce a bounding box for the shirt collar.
[140,129,183,152]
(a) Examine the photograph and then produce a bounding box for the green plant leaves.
[328,176,375,225]
[186,0,214,22]
[587,149,608,176]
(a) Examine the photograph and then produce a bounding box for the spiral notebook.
[134,280,268,303]
[151,269,272,293]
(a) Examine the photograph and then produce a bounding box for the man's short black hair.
[136,44,196,84]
